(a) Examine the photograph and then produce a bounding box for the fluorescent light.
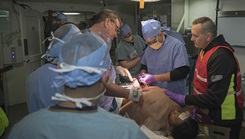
[131,0,160,2]
[63,12,81,15]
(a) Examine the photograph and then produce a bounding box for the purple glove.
[190,108,214,124]
[138,73,155,84]
[164,90,185,106]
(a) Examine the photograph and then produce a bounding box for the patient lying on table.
[120,86,199,139]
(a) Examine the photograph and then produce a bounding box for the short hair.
[92,9,121,25]
[192,16,217,37]
[172,118,199,139]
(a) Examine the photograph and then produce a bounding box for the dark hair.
[92,8,121,26]
[172,119,199,139]
[192,16,217,37]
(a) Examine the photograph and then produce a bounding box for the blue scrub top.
[141,35,189,94]
[6,108,148,139]
[26,63,61,113]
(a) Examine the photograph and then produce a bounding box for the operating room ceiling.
[5,0,171,5]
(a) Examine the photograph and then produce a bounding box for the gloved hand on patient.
[128,87,142,102]
[138,73,155,85]
[164,90,185,106]
[190,108,214,124]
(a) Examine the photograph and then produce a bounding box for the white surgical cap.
[51,31,111,88]
[141,19,161,40]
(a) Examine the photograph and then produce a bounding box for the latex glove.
[128,87,142,102]
[164,90,185,106]
[190,108,214,124]
[116,66,129,77]
[138,73,155,85]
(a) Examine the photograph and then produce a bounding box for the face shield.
[42,24,81,63]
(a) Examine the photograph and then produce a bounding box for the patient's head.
[172,118,198,139]
[168,110,198,139]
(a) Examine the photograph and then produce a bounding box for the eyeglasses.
[110,19,120,34]
[146,36,157,45]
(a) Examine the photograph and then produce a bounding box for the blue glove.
[138,73,155,85]
[164,90,185,106]
[190,108,214,124]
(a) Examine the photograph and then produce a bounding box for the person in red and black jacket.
[162,16,243,139]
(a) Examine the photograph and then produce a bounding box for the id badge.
[130,50,138,59]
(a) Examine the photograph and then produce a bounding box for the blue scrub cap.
[51,31,111,88]
[57,13,67,20]
[141,19,161,40]
[42,24,81,63]
[120,23,131,36]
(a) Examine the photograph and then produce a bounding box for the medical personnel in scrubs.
[7,32,148,139]
[116,22,146,81]
[139,19,190,95]
[26,24,81,113]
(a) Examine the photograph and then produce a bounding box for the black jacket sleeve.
[170,66,190,81]
[140,64,147,72]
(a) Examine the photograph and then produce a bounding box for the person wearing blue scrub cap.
[26,23,81,113]
[152,17,185,44]
[138,19,190,95]
[56,13,67,25]
[7,32,148,139]
[116,22,146,83]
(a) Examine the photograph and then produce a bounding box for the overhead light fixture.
[63,12,81,15]
[131,0,160,2]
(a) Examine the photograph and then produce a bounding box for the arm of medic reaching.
[164,90,186,106]
[118,52,144,70]
[138,65,190,85]
[118,58,140,71]
[105,82,142,102]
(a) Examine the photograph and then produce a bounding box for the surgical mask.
[123,35,133,43]
[51,89,106,109]
[150,36,163,50]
